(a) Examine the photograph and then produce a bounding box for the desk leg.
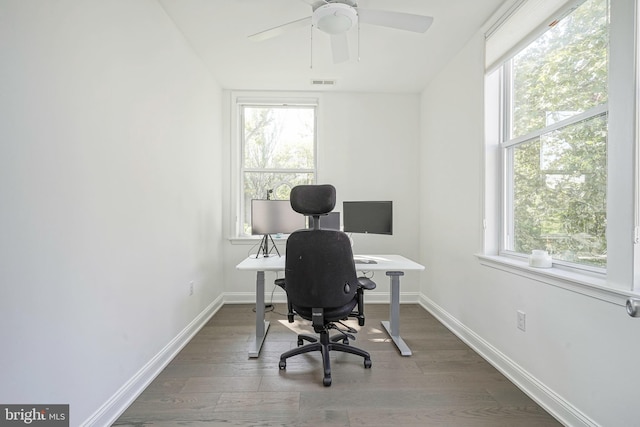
[249,270,270,358]
[381,271,412,356]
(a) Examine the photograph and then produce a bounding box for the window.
[494,0,609,270]
[236,101,317,237]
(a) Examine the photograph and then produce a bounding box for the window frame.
[481,0,640,301]
[230,92,319,240]
[500,0,610,273]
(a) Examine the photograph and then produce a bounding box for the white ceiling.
[158,0,504,93]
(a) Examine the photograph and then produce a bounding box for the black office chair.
[276,184,375,386]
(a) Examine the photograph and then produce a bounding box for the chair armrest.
[352,277,375,327]
[274,278,295,322]
[357,277,376,291]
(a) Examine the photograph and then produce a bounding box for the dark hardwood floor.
[113,303,561,426]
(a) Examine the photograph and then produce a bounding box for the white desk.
[236,254,425,358]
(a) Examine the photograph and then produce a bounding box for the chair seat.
[292,299,358,323]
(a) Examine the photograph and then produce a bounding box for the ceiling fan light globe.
[312,3,358,35]
[318,14,352,34]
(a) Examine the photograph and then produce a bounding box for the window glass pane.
[239,103,316,237]
[512,115,607,267]
[243,106,315,169]
[242,172,315,235]
[511,0,608,139]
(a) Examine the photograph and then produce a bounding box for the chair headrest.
[290,185,336,215]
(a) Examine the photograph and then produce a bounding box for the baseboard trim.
[81,295,224,427]
[418,294,597,427]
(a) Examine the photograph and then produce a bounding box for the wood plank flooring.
[113,303,561,426]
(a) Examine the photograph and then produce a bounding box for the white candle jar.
[529,250,552,268]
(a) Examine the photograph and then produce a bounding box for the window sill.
[475,254,634,306]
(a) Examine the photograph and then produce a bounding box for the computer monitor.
[308,212,341,230]
[343,201,393,235]
[251,200,306,235]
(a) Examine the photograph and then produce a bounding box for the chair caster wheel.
[342,338,349,345]
[297,339,303,346]
[279,360,286,370]
[323,376,332,386]
[364,359,372,369]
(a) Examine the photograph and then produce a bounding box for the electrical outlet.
[189,281,194,296]
[517,310,526,331]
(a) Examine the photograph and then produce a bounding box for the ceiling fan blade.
[357,8,433,33]
[297,0,328,9]
[248,16,312,41]
[330,33,350,63]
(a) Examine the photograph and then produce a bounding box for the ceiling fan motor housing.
[312,3,358,35]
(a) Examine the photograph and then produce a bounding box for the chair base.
[279,328,372,386]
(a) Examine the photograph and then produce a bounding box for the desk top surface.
[236,254,425,272]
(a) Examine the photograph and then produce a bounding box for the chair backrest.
[284,184,358,311]
[285,229,358,309]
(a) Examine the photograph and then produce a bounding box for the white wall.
[0,1,224,425]
[222,92,422,304]
[420,32,640,426]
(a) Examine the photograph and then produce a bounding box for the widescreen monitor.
[251,200,306,235]
[343,201,393,235]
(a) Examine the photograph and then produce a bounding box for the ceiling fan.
[248,0,434,64]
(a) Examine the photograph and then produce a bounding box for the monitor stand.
[257,234,281,257]
[254,234,279,314]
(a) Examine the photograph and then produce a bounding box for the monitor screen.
[251,200,306,235]
[308,212,341,230]
[343,201,393,235]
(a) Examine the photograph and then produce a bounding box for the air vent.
[311,79,336,86]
